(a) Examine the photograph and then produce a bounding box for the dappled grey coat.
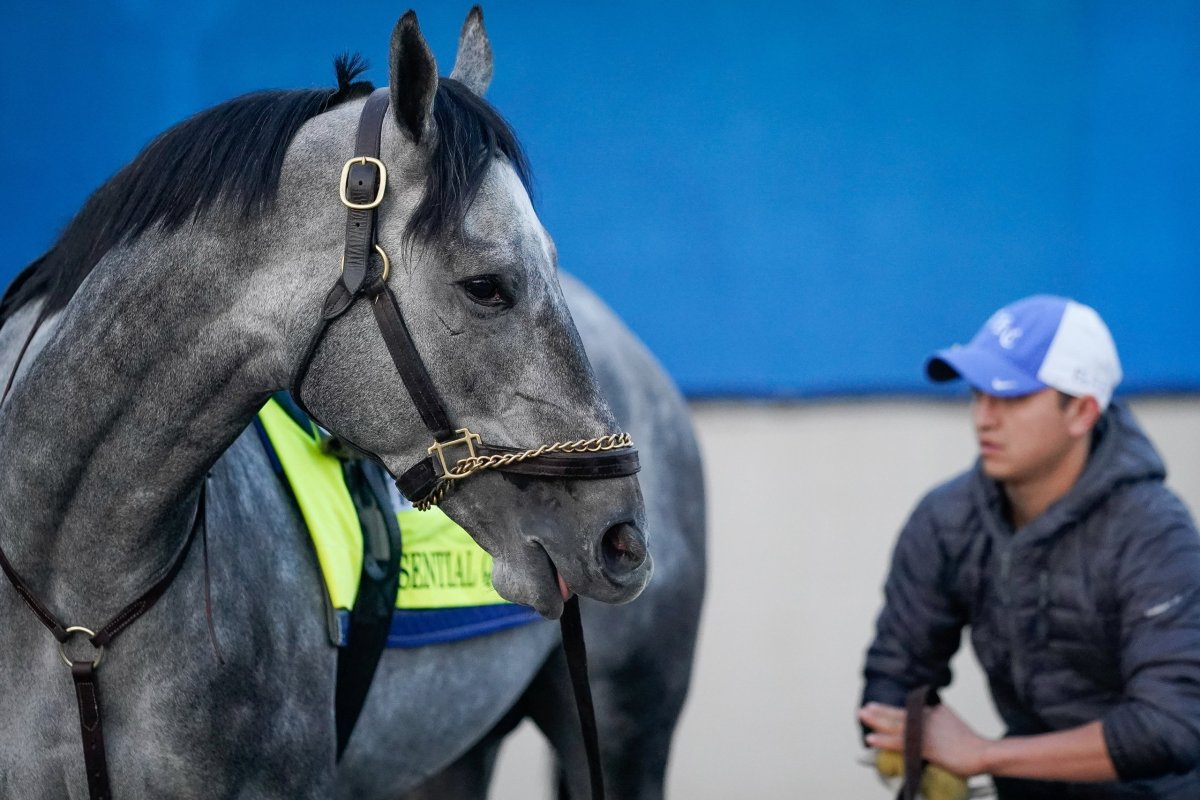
[862,403,1200,799]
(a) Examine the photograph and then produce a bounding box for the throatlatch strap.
[561,596,606,800]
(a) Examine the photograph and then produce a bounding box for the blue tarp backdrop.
[2,2,1197,397]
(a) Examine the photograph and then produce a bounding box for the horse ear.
[389,10,438,144]
[449,6,493,97]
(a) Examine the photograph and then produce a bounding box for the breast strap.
[0,485,207,800]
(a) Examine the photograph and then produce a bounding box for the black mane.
[1,64,533,327]
[0,55,376,324]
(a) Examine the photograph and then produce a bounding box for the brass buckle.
[340,243,391,283]
[60,626,104,668]
[339,156,387,210]
[428,428,482,479]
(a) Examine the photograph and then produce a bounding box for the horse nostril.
[602,521,647,576]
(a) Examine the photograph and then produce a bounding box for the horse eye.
[461,276,506,306]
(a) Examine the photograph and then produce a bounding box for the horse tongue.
[557,572,572,601]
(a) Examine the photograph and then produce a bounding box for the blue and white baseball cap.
[926,295,1123,409]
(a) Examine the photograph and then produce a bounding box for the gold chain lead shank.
[414,431,634,511]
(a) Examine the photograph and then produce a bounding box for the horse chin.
[490,539,654,620]
[438,474,653,617]
[491,547,565,619]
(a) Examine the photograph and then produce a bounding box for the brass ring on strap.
[60,626,104,669]
[340,244,391,283]
[339,156,387,210]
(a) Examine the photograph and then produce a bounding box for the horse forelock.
[0,55,375,328]
[405,77,533,246]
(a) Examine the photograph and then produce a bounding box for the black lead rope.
[560,596,605,800]
[898,684,937,800]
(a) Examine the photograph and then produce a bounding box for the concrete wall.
[491,397,1200,798]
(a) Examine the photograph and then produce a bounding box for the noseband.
[291,88,640,510]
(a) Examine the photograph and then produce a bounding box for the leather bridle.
[291,88,640,510]
[0,87,631,799]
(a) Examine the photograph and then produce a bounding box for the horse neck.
[0,232,286,617]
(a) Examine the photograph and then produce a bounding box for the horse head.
[271,9,652,618]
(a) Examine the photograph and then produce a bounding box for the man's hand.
[859,702,1118,783]
[858,701,989,777]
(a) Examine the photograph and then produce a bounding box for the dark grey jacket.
[862,403,1200,799]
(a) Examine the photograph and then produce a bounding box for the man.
[858,295,1200,798]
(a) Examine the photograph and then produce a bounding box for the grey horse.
[0,8,703,799]
[1,277,704,800]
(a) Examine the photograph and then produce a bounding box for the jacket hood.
[970,401,1166,542]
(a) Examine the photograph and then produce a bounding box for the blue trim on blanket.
[336,604,542,648]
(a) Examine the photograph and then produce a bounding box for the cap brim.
[925,345,1046,397]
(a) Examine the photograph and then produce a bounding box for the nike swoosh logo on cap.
[991,378,1018,391]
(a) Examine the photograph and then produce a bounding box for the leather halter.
[291,88,640,508]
